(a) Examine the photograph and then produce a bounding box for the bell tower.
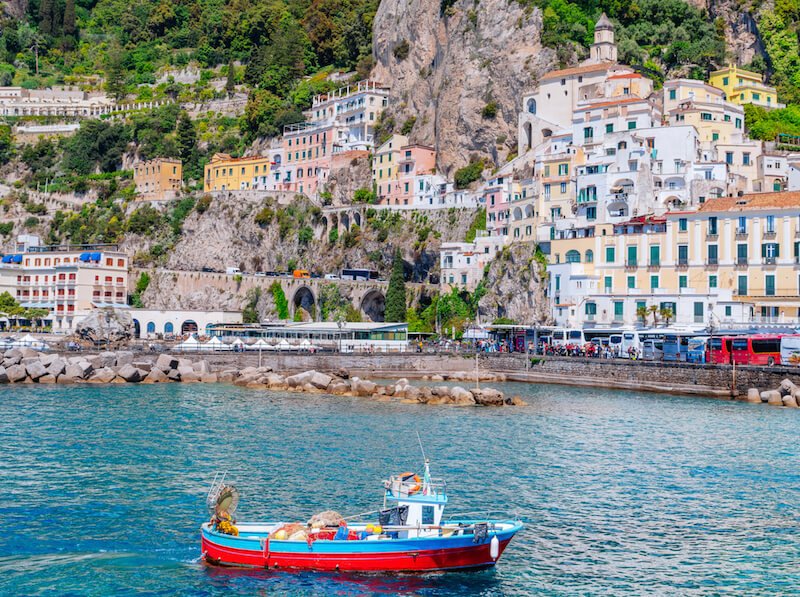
[589,13,617,63]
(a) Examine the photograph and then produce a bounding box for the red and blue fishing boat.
[200,460,523,572]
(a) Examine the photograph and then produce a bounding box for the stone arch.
[353,211,362,227]
[512,206,523,221]
[523,122,533,151]
[147,321,156,335]
[566,250,581,263]
[524,204,534,218]
[292,286,316,320]
[320,215,329,241]
[181,320,198,334]
[133,319,141,338]
[341,212,351,231]
[360,289,386,322]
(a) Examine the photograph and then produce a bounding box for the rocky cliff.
[478,243,551,324]
[372,0,555,174]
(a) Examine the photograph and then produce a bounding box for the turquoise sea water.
[1,382,799,596]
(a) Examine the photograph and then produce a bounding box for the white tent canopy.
[204,336,231,351]
[175,335,201,351]
[13,333,49,350]
[247,338,272,350]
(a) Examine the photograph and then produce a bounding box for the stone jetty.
[0,349,523,407]
[744,378,800,407]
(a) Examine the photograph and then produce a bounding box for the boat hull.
[201,522,521,572]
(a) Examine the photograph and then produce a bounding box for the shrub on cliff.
[454,159,483,189]
[270,282,290,320]
[385,249,407,322]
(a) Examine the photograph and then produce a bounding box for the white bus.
[550,328,585,347]
[780,334,800,366]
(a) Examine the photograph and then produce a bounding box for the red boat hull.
[201,534,514,572]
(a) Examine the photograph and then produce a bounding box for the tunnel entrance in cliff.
[360,290,386,322]
[292,287,316,321]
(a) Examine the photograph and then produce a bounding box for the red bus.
[708,336,734,364]
[731,334,783,366]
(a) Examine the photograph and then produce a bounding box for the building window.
[558,164,568,176]
[737,216,747,234]
[678,218,688,232]
[708,217,718,235]
[605,123,613,133]
[585,249,594,263]
[765,274,775,296]
[604,276,612,291]
[650,275,659,289]
[583,126,593,140]
[614,301,624,320]
[627,245,637,266]
[678,244,688,264]
[544,184,551,199]
[679,275,687,289]
[766,215,775,233]
[725,305,732,317]
[560,182,567,194]
[737,275,748,296]
[737,243,748,264]
[701,113,712,121]
[707,244,718,264]
[709,275,718,288]
[743,153,751,166]
[586,206,597,220]
[649,245,660,266]
[735,118,742,129]
[712,132,719,141]
[606,247,615,263]
[669,89,676,100]
[585,302,597,319]
[566,250,581,263]
[627,121,636,130]
[725,152,734,165]
[627,276,636,289]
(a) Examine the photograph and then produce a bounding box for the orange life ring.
[399,472,422,495]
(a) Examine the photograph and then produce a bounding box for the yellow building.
[536,142,585,242]
[663,79,744,150]
[204,153,272,192]
[133,158,182,201]
[547,191,800,327]
[708,65,783,109]
[372,134,407,202]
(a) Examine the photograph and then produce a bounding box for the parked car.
[254,272,267,277]
[226,267,242,275]
[324,273,339,280]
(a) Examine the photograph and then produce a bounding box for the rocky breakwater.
[230,368,525,407]
[0,349,218,385]
[744,378,800,408]
[0,350,524,407]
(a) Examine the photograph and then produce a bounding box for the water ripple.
[0,382,798,595]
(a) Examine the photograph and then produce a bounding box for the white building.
[440,234,504,292]
[130,309,242,339]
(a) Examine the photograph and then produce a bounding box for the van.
[293,269,310,279]
[226,267,241,275]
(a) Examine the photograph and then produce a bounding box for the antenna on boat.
[416,430,428,464]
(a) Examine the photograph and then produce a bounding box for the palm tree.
[659,307,674,326]
[636,305,648,326]
[648,304,659,327]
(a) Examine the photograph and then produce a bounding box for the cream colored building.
[134,158,183,201]
[547,191,800,328]
[0,236,129,332]
[440,234,504,292]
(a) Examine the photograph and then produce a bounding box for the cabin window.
[422,506,434,525]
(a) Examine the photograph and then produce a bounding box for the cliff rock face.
[372,0,555,174]
[705,0,767,67]
[478,243,551,324]
[2,0,28,19]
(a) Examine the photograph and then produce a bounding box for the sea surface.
[1,382,799,596]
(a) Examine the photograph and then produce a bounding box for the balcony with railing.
[735,257,749,269]
[735,227,748,239]
[705,257,719,269]
[624,259,638,270]
[763,228,777,239]
[647,260,661,271]
[676,258,689,270]
[762,256,777,267]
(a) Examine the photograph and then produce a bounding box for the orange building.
[134,158,182,201]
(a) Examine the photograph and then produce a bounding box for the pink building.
[378,144,437,206]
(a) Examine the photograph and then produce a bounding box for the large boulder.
[156,354,179,372]
[193,360,210,374]
[266,374,288,390]
[177,365,195,379]
[450,386,476,405]
[6,364,27,382]
[115,351,135,368]
[144,368,169,383]
[217,370,239,383]
[166,369,181,381]
[74,308,133,346]
[782,394,798,408]
[95,352,118,369]
[763,390,783,406]
[3,349,22,364]
[38,374,56,384]
[746,388,762,403]
[200,373,218,383]
[310,371,333,390]
[133,361,153,373]
[0,366,8,383]
[353,379,377,396]
[25,360,48,381]
[91,367,117,383]
[181,371,201,382]
[46,358,66,378]
[20,347,38,358]
[39,353,58,367]
[286,371,315,388]
[63,364,87,381]
[471,388,505,406]
[117,364,143,383]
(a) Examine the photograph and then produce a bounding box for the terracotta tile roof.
[608,73,643,80]
[698,191,800,212]
[541,62,617,80]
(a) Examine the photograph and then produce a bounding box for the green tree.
[38,0,56,36]
[242,287,261,323]
[385,249,407,322]
[225,59,236,98]
[176,111,197,166]
[648,304,659,327]
[104,47,127,101]
[636,304,648,325]
[63,0,77,37]
[659,307,674,326]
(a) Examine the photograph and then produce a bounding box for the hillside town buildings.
[134,158,183,201]
[708,65,783,109]
[204,153,272,192]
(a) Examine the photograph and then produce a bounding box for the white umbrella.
[246,338,271,351]
[14,333,49,350]
[276,339,294,351]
